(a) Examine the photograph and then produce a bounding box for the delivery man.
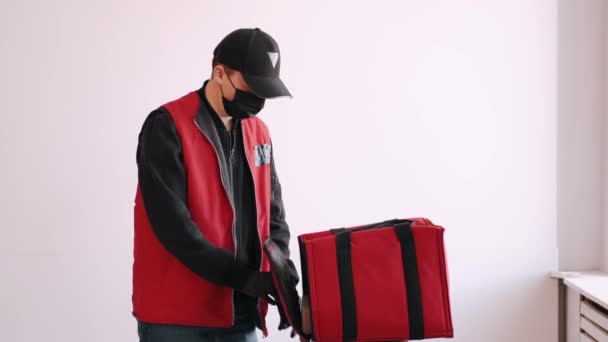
[132,27,305,342]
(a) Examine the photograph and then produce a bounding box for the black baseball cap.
[213,28,292,99]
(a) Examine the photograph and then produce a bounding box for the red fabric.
[299,217,454,341]
[132,91,272,336]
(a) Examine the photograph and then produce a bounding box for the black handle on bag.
[334,221,425,341]
[330,218,414,235]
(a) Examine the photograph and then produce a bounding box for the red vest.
[132,91,272,337]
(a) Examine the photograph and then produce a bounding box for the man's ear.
[212,65,226,84]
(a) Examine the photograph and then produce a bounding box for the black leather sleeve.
[269,148,300,286]
[136,108,255,290]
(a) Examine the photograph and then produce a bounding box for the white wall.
[557,0,606,272]
[605,1,608,272]
[0,1,558,341]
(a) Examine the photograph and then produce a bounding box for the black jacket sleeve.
[136,108,255,290]
[269,147,300,286]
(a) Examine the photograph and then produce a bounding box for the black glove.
[285,258,300,288]
[269,269,301,332]
[276,291,291,330]
[239,271,277,305]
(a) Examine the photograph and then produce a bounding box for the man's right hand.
[289,328,310,341]
[238,271,277,304]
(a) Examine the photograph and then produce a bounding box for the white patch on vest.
[267,52,279,68]
[254,144,272,167]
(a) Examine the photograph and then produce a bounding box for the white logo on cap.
[267,52,279,68]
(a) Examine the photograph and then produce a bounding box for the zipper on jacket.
[194,117,238,326]
[228,129,238,266]
[229,129,236,165]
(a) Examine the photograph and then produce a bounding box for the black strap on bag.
[334,231,358,341]
[394,222,425,340]
[330,218,412,235]
[332,220,425,341]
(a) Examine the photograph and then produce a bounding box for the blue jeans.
[137,320,258,342]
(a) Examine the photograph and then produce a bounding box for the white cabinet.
[551,272,608,342]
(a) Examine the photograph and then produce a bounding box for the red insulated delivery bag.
[264,217,454,342]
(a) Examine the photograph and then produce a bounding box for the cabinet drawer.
[582,299,608,332]
[581,330,598,342]
[581,316,608,341]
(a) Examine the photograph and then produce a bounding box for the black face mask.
[219,71,265,119]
